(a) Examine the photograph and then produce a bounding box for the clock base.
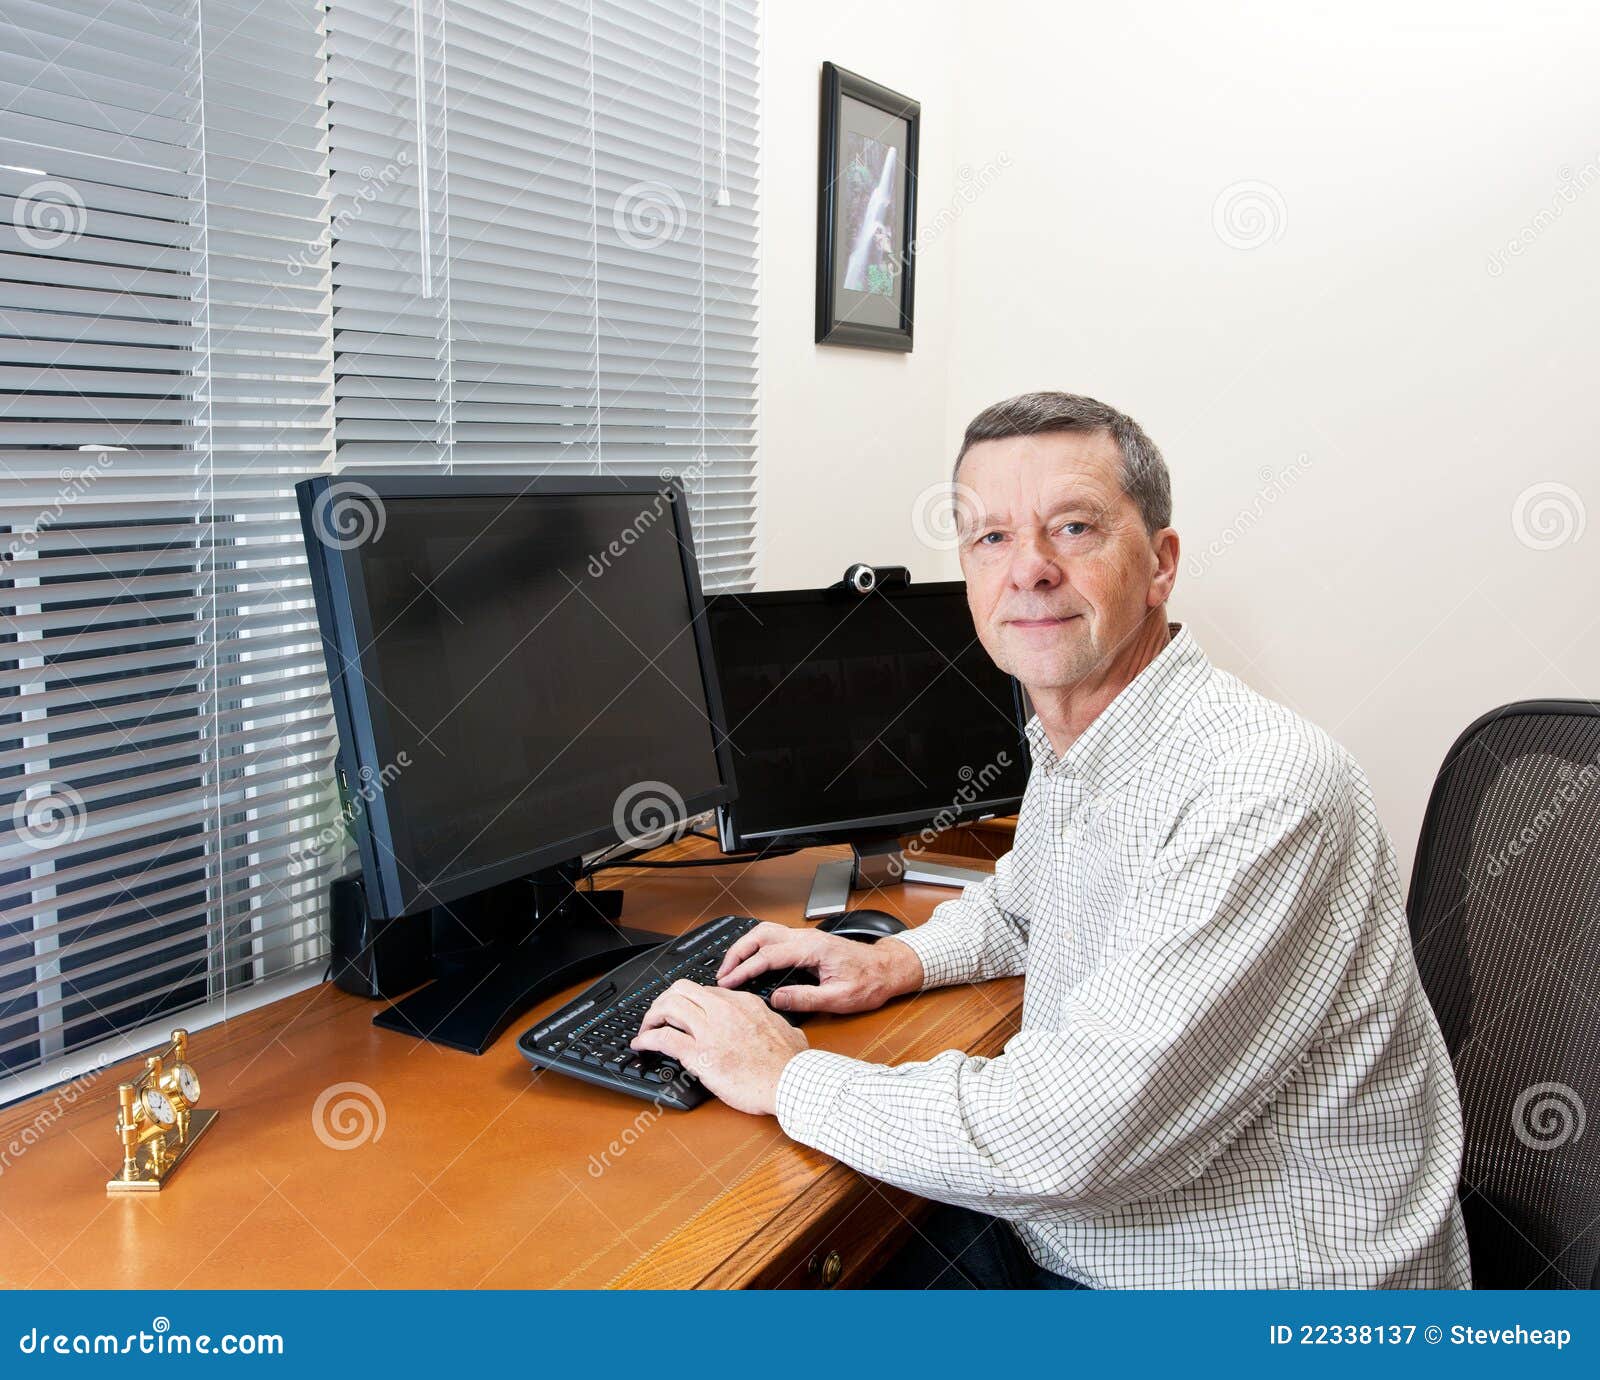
[107,1108,219,1193]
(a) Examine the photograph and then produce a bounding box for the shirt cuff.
[775,1048,872,1146]
[894,906,983,989]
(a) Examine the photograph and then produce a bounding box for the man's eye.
[1059,521,1090,537]
[975,531,1006,545]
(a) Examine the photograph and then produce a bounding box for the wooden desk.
[0,832,1021,1289]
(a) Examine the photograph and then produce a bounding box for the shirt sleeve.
[892,849,1029,989]
[775,792,1359,1220]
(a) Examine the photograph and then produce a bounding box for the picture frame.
[815,62,920,351]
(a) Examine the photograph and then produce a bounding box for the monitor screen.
[303,480,731,915]
[707,583,1029,844]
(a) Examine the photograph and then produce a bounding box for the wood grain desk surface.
[0,832,1022,1289]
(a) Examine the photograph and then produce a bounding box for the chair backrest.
[1407,700,1600,1289]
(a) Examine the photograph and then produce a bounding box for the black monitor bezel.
[297,473,736,920]
[706,581,1030,852]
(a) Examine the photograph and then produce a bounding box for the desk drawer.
[755,1178,927,1289]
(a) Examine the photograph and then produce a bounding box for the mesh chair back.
[1407,700,1600,1289]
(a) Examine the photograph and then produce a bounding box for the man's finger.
[770,981,851,1013]
[629,1025,694,1062]
[718,943,805,989]
[715,936,760,979]
[637,991,706,1035]
[715,923,789,979]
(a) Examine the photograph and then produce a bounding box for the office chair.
[1407,699,1600,1289]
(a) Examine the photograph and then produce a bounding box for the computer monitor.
[297,474,734,1051]
[706,581,1030,916]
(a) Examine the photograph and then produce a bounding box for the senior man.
[632,391,1470,1290]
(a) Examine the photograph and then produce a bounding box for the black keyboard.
[516,914,817,1111]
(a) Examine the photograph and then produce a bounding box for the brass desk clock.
[106,1028,218,1193]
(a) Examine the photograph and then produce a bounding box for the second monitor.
[707,580,1030,916]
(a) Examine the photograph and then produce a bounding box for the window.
[324,0,759,584]
[1,0,760,1093]
[1,0,336,1089]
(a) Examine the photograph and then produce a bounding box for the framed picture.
[815,62,920,351]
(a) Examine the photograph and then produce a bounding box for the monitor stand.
[372,864,665,1055]
[804,833,990,919]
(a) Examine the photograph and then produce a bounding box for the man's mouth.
[1006,614,1081,630]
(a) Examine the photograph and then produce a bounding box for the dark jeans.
[871,1204,1092,1290]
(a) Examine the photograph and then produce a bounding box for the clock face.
[142,1088,177,1126]
[174,1063,201,1103]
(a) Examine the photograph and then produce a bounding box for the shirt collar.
[1024,622,1211,794]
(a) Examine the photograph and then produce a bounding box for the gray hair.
[953,391,1172,532]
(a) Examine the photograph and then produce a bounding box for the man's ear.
[1147,527,1179,608]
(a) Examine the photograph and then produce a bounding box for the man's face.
[956,430,1174,692]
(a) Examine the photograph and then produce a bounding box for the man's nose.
[1008,530,1062,591]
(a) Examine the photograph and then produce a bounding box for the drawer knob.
[819,1249,843,1287]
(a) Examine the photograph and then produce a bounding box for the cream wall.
[758,0,1600,878]
[757,0,965,588]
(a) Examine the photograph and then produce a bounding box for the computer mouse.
[816,909,908,943]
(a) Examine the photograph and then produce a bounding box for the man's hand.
[716,922,924,1015]
[630,982,807,1115]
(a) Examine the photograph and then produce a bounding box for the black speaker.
[329,874,430,999]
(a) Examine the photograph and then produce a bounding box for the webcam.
[833,563,911,595]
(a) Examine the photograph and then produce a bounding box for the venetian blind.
[323,0,761,585]
[0,0,338,1085]
[1,0,761,1094]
